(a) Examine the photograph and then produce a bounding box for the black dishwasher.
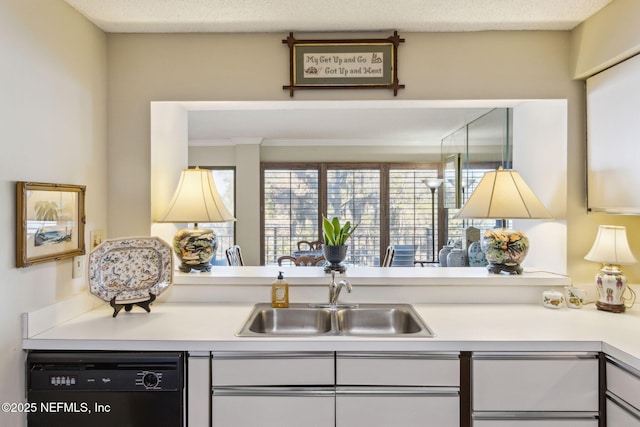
[26,351,184,427]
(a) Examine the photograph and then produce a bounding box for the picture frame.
[283,32,405,97]
[16,182,86,267]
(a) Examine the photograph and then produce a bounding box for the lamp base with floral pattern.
[481,228,529,275]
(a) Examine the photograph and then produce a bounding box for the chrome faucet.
[329,270,352,306]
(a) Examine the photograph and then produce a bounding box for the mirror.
[151,99,567,274]
[442,108,512,209]
[440,108,513,248]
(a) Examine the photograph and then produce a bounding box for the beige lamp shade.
[156,167,235,224]
[585,225,637,265]
[454,168,552,220]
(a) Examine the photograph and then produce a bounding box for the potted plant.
[322,216,358,272]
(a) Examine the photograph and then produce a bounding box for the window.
[262,163,442,266]
[327,168,380,266]
[263,168,319,265]
[389,168,440,263]
[199,167,235,265]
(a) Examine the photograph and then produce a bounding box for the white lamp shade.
[585,225,637,265]
[424,178,444,189]
[156,167,235,223]
[455,168,552,220]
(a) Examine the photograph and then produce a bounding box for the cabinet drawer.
[336,388,459,427]
[212,389,334,427]
[211,352,334,386]
[472,352,599,411]
[336,352,459,386]
[607,394,640,426]
[607,358,640,410]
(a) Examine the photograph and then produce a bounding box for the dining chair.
[296,240,323,251]
[277,255,326,266]
[225,245,244,266]
[381,245,395,267]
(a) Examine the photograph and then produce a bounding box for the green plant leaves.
[322,216,359,246]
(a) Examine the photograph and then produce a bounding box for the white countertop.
[22,300,640,371]
[174,266,571,287]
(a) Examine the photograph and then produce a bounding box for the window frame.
[261,162,443,266]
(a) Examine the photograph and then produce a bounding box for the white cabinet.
[211,351,334,386]
[212,388,335,427]
[211,352,334,427]
[607,398,640,426]
[472,352,599,425]
[335,352,460,427]
[187,352,211,427]
[606,356,640,426]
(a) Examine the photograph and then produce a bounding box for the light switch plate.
[90,230,105,250]
[72,256,84,279]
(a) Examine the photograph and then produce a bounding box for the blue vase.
[467,241,488,267]
[447,248,468,267]
[322,244,348,273]
[438,245,452,267]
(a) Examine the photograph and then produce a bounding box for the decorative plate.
[89,237,174,304]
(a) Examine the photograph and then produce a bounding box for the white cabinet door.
[336,352,459,386]
[187,352,210,427]
[335,353,460,427]
[472,352,599,412]
[607,397,640,426]
[212,388,335,427]
[336,388,459,427]
[212,351,334,386]
[607,359,640,409]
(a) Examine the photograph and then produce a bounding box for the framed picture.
[16,182,86,267]
[283,32,405,97]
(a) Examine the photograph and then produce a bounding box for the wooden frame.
[283,32,405,97]
[16,182,86,267]
[260,161,443,265]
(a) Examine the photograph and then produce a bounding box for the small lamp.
[454,167,552,274]
[155,167,235,273]
[585,225,637,313]
[423,178,444,262]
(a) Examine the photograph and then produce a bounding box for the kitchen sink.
[335,307,424,335]
[244,306,333,335]
[236,303,434,337]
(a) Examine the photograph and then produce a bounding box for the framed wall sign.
[16,182,86,267]
[283,32,405,97]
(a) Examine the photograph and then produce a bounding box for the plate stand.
[110,293,156,318]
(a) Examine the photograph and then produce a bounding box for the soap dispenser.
[271,271,289,308]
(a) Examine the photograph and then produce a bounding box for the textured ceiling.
[63,0,612,33]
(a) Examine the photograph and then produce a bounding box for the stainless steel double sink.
[236,303,435,337]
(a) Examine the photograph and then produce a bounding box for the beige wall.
[571,0,640,78]
[109,31,590,272]
[0,0,107,416]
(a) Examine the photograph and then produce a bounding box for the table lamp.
[585,225,637,313]
[155,167,235,273]
[454,167,552,274]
